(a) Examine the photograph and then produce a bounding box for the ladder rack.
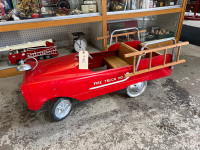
[124,41,189,78]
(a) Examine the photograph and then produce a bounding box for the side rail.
[124,41,189,78]
[109,27,141,46]
[97,29,146,46]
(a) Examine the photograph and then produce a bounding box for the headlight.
[16,64,32,71]
[16,57,38,71]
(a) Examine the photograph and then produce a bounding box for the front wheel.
[126,81,147,98]
[50,98,72,121]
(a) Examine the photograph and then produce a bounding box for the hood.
[26,53,91,81]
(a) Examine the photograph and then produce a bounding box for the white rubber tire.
[51,98,72,121]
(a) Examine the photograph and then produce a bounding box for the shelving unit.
[0,1,187,39]
[0,0,188,78]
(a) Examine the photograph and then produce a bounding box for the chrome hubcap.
[127,81,147,97]
[55,100,72,119]
[129,82,144,93]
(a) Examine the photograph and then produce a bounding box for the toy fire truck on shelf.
[0,39,58,65]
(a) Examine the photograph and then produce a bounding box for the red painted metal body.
[20,41,172,110]
[8,41,58,64]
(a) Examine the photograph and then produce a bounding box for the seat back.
[118,42,138,65]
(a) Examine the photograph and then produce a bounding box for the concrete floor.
[0,43,200,149]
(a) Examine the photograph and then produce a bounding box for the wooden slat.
[119,43,139,57]
[133,56,136,73]
[107,8,182,21]
[0,68,24,79]
[127,35,130,41]
[97,30,146,40]
[140,40,174,49]
[103,39,107,49]
[176,46,181,62]
[163,49,167,65]
[149,52,152,69]
[125,42,189,58]
[125,59,185,78]
[154,51,162,55]
[115,37,118,43]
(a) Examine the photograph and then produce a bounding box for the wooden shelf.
[0,15,102,32]
[107,7,182,20]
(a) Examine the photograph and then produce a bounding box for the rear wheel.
[126,81,147,97]
[50,98,72,121]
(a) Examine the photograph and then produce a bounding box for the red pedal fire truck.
[16,28,189,121]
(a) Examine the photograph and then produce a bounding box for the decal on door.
[90,75,129,90]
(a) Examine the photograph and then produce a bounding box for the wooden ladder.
[124,41,189,78]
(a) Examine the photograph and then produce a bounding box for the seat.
[104,42,138,68]
[104,56,129,68]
